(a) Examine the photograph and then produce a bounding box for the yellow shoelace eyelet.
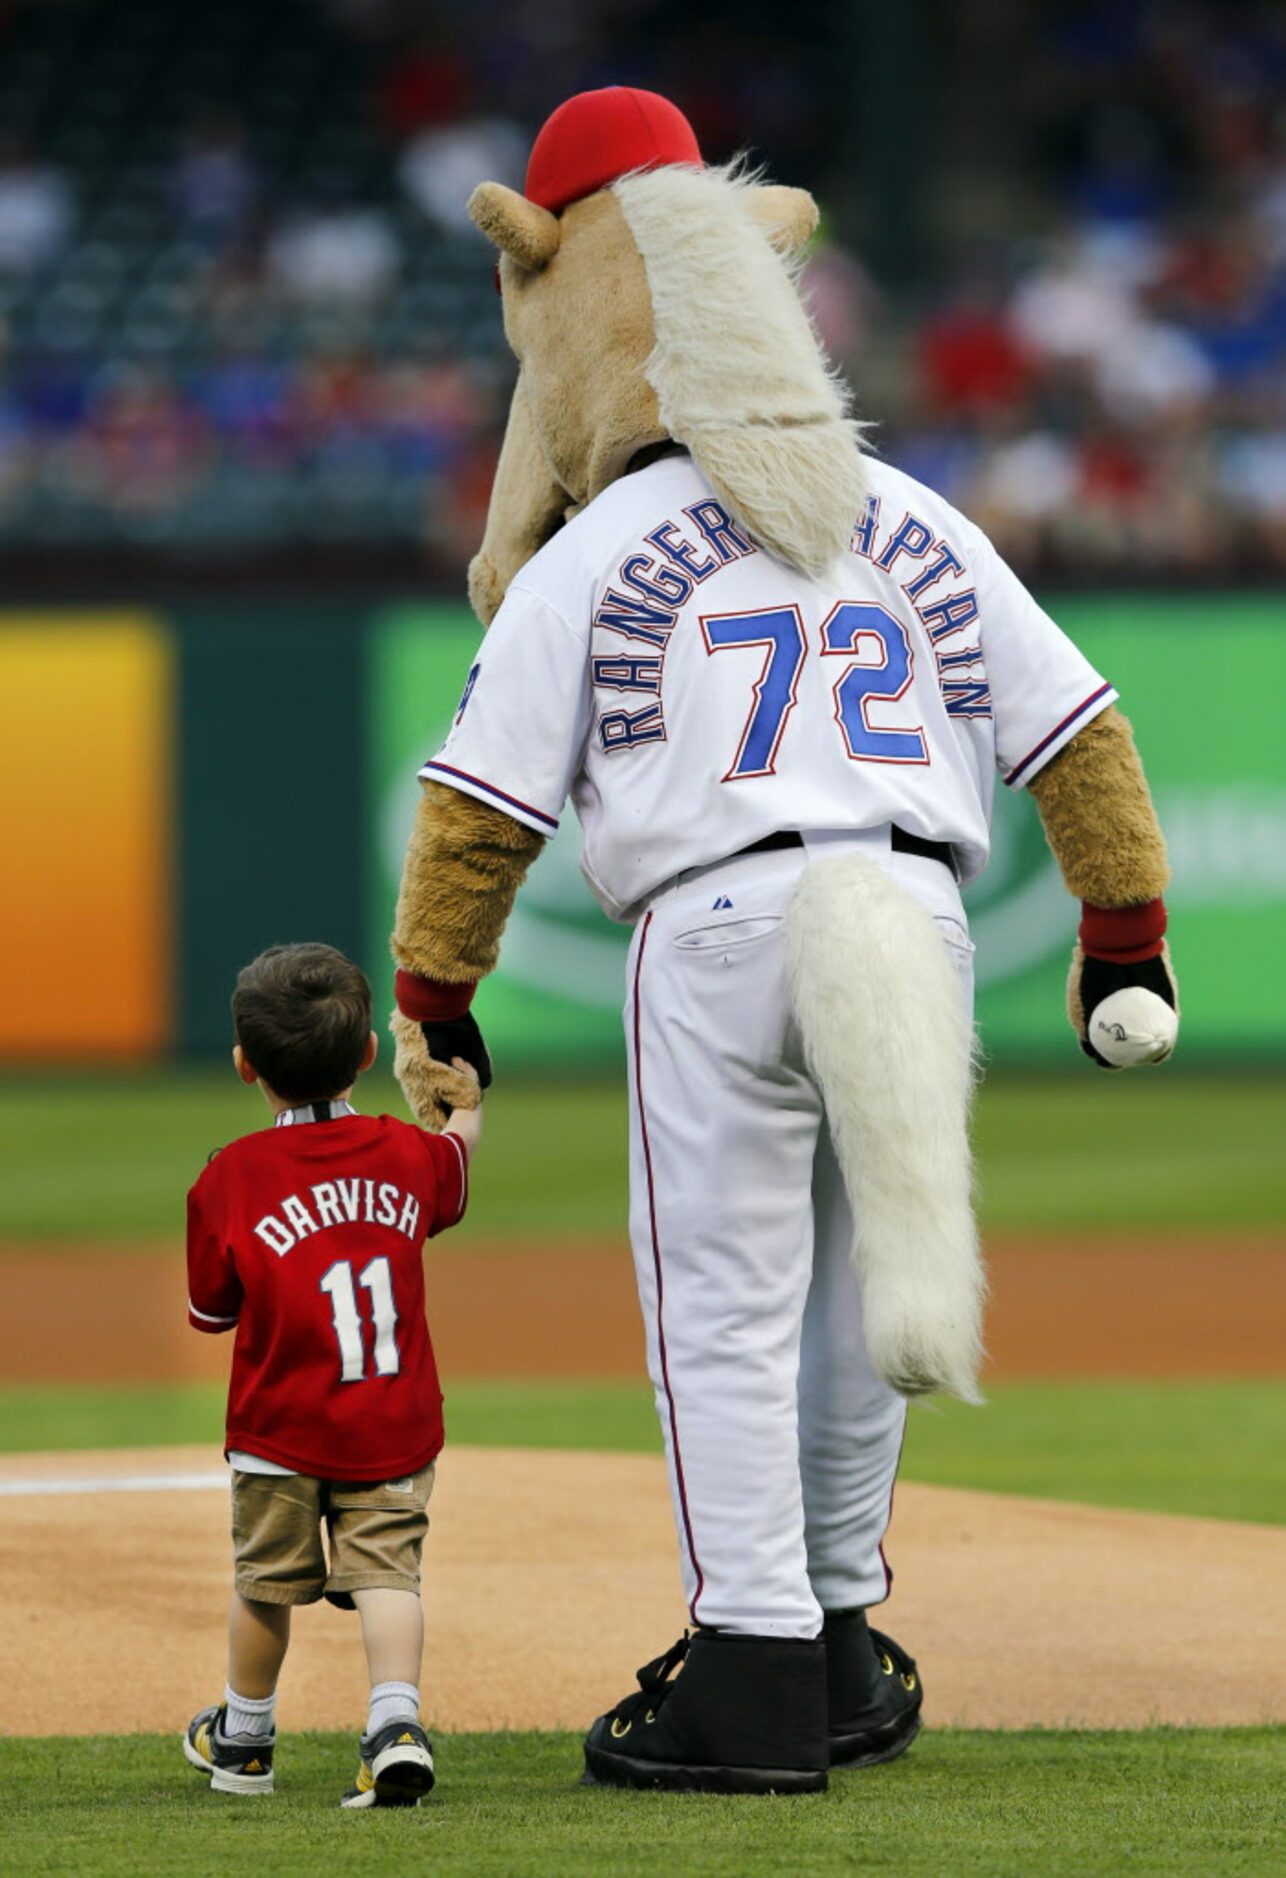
[880,1653,894,1675]
[901,1672,918,1692]
[610,1716,632,1739]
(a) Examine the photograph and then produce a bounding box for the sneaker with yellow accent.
[340,1718,435,1809]
[182,1702,275,1795]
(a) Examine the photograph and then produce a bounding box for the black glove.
[420,1011,493,1090]
[1077,951,1177,1069]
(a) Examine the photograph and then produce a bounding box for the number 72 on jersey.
[701,601,929,778]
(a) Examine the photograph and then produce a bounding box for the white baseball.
[1088,987,1178,1067]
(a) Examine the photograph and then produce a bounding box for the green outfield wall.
[3,593,1282,1065]
[969,595,1286,1058]
[368,593,1286,1067]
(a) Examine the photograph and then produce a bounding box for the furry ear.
[745,183,819,256]
[468,181,561,270]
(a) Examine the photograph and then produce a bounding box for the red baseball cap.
[525,87,702,215]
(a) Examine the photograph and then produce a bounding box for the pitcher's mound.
[1,1445,1282,1735]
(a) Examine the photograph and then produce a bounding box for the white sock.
[367,1680,419,1737]
[223,1685,276,1739]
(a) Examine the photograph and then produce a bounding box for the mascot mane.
[613,162,865,580]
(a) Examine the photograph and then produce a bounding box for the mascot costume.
[390,88,1177,1793]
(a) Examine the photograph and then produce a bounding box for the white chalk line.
[0,1472,228,1498]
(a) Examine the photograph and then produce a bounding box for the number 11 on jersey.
[320,1257,400,1383]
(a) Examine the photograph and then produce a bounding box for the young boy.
[182,942,481,1808]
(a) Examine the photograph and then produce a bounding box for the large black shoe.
[824,1608,923,1768]
[582,1631,828,1795]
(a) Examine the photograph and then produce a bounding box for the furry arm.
[393,781,546,982]
[391,780,545,1126]
[1027,706,1169,907]
[1028,706,1177,1062]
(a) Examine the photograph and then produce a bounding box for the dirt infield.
[1,1444,1282,1737]
[3,1233,1285,1385]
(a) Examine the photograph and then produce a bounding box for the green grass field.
[2,1069,1284,1242]
[3,1070,1281,1874]
[2,1376,1282,1524]
[1,1069,1283,1527]
[3,1729,1280,1878]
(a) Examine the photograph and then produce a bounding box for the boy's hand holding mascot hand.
[390,996,489,1134]
[1028,705,1180,1071]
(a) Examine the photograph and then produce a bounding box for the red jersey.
[186,1108,466,1480]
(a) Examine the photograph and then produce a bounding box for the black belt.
[738,827,956,874]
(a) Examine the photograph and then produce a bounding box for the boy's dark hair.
[232,944,372,1102]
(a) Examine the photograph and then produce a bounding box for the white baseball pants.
[625,828,975,1638]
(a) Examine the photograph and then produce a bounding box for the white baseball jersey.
[424,453,1115,920]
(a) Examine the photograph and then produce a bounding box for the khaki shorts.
[231,1464,435,1609]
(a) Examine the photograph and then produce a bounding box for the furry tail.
[785,853,985,1403]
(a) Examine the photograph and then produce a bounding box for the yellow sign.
[0,615,172,1056]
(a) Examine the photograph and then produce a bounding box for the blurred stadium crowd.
[0,0,1282,579]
